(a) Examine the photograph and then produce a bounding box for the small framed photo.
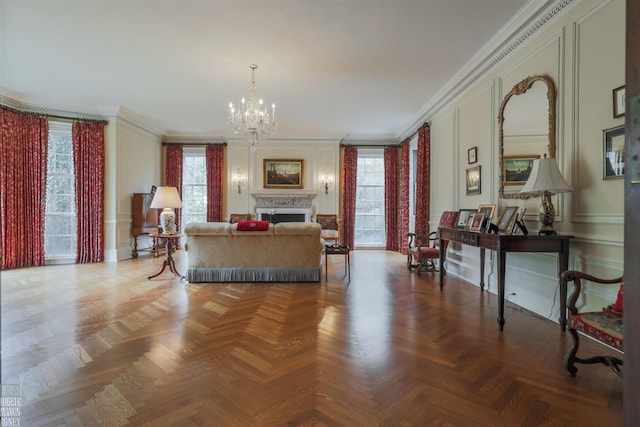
[263,159,304,189]
[468,146,478,164]
[603,125,625,179]
[466,165,481,195]
[469,212,485,231]
[497,207,519,233]
[455,209,476,229]
[503,155,539,186]
[477,204,496,220]
[613,85,625,119]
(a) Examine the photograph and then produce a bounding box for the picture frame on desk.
[477,204,496,221]
[455,209,476,229]
[438,211,459,229]
[497,206,518,233]
[469,213,485,231]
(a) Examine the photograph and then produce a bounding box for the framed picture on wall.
[603,125,625,179]
[468,146,478,164]
[613,85,625,118]
[466,165,481,195]
[263,159,304,189]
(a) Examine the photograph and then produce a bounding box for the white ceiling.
[1,0,542,142]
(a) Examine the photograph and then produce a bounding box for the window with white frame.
[44,121,77,261]
[354,149,386,247]
[181,148,207,225]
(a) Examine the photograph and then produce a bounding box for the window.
[45,121,77,261]
[182,148,207,225]
[355,149,385,247]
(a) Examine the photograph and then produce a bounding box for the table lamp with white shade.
[150,186,182,234]
[519,155,573,235]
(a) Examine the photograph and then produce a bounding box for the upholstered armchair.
[407,232,440,274]
[316,214,340,244]
[561,270,624,377]
[229,214,252,224]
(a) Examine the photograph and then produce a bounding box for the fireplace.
[252,192,316,223]
[256,208,309,223]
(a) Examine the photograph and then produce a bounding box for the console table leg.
[558,244,570,331]
[480,248,486,291]
[439,238,446,291]
[497,251,506,331]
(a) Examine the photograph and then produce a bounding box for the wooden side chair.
[229,214,252,224]
[407,211,458,275]
[562,270,624,377]
[316,214,340,244]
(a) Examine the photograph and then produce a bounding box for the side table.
[325,244,350,281]
[147,233,184,280]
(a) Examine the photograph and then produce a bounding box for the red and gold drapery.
[384,146,399,251]
[73,121,105,263]
[0,109,48,269]
[342,146,358,249]
[397,139,411,254]
[415,125,431,237]
[206,144,224,222]
[165,145,183,230]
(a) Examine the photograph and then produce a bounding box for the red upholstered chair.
[229,214,252,224]
[407,232,440,274]
[316,214,340,244]
[407,211,458,275]
[561,270,624,377]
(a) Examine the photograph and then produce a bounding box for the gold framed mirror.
[498,75,556,199]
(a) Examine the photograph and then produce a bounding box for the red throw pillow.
[605,279,623,314]
[236,220,270,231]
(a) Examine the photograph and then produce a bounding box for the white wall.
[225,139,341,219]
[106,118,162,261]
[428,0,625,321]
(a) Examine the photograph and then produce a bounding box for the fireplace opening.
[261,213,306,224]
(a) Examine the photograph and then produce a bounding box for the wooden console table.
[438,227,573,331]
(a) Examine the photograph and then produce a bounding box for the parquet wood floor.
[1,250,622,426]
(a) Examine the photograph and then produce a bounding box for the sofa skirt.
[187,267,322,283]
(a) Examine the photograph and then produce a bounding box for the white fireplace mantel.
[251,192,316,209]
[251,192,317,222]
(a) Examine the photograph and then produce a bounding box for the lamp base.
[537,193,557,237]
[538,229,557,236]
[159,208,177,234]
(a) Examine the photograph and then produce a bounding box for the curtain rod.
[1,104,108,125]
[405,121,430,142]
[162,142,228,147]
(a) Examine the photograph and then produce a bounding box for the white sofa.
[184,221,323,282]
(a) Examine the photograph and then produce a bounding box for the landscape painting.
[264,159,304,189]
[503,155,539,186]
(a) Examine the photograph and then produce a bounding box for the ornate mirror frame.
[498,75,556,199]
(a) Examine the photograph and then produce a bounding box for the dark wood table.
[438,227,573,331]
[325,245,350,281]
[147,233,184,280]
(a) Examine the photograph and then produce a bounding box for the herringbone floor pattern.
[1,250,622,426]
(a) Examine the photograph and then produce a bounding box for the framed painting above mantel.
[263,159,304,189]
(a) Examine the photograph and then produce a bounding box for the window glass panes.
[354,150,385,247]
[45,123,77,260]
[182,150,207,225]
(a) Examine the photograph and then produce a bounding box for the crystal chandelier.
[228,64,277,147]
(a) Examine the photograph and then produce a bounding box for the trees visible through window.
[44,121,77,260]
[182,149,207,225]
[355,149,385,247]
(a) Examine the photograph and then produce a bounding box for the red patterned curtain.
[206,144,224,222]
[165,145,183,229]
[397,139,410,254]
[0,109,48,270]
[73,121,105,263]
[342,146,358,249]
[384,146,399,251]
[415,125,431,236]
